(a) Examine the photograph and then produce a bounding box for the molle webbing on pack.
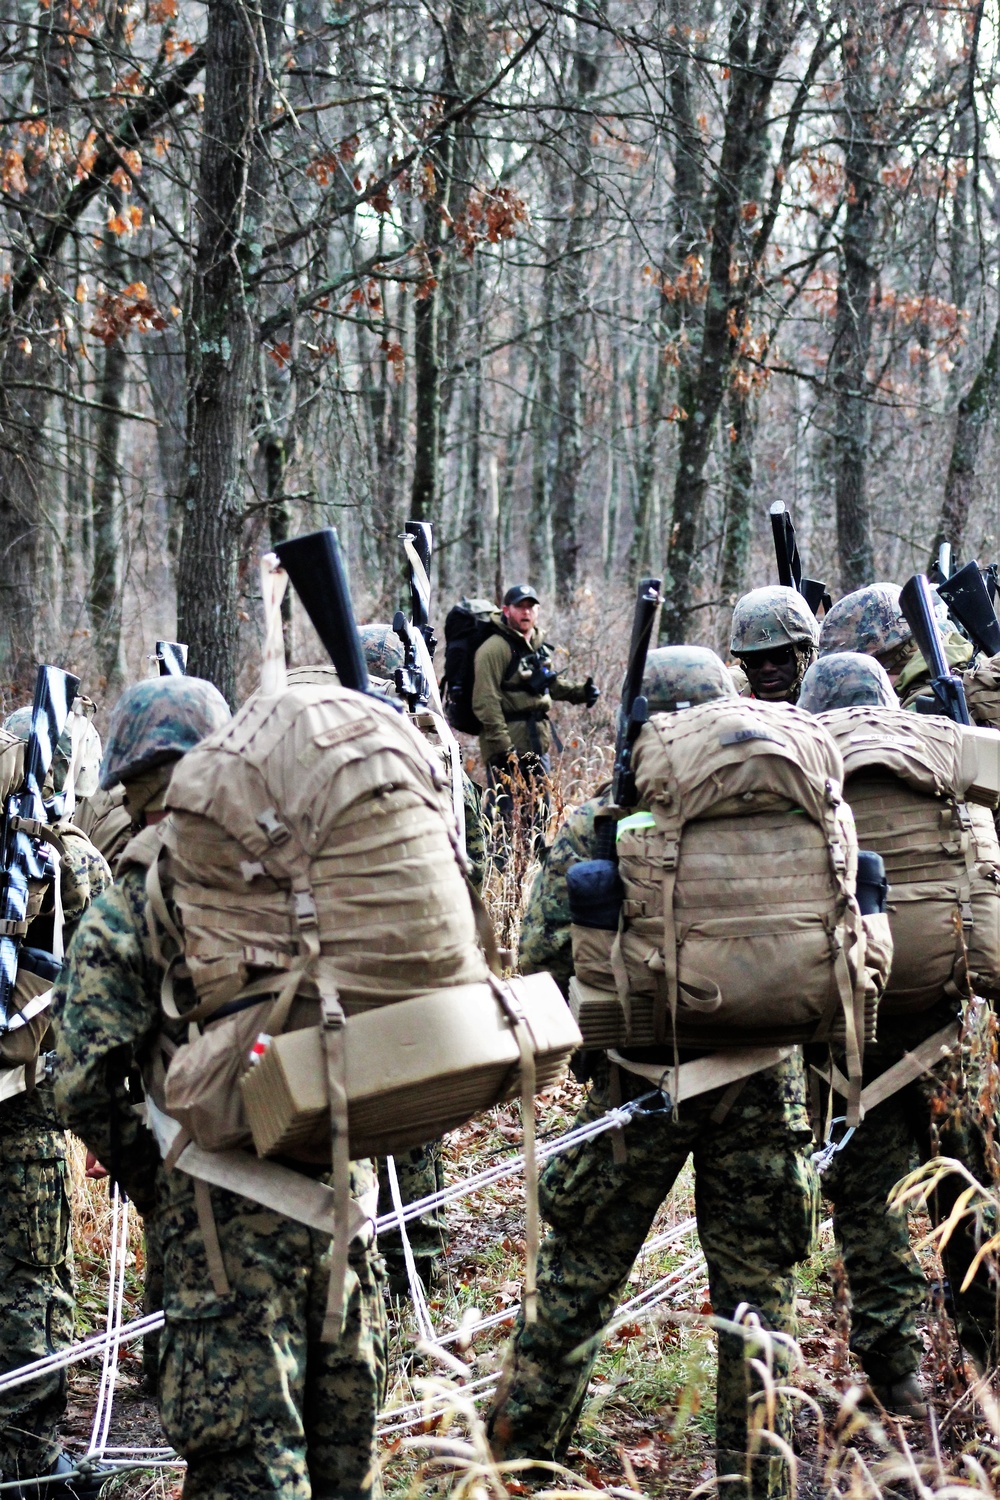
[822,706,1000,1010]
[574,699,871,1124]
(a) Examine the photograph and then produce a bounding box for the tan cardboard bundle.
[241,972,580,1161]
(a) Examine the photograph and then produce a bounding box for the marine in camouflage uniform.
[0,707,113,1492]
[818,581,972,709]
[730,587,820,704]
[492,648,820,1500]
[804,650,999,1410]
[53,676,388,1500]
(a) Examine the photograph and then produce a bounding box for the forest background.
[1,0,998,707]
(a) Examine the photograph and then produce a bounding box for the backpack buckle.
[659,841,679,872]
[321,995,344,1032]
[293,889,318,926]
[257,808,291,845]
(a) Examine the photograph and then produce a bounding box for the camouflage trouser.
[142,1215,164,1392]
[823,1044,1000,1381]
[157,1159,387,1500]
[376,1145,447,1296]
[488,1056,818,1500]
[0,1130,73,1481]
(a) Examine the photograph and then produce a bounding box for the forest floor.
[58,1078,1000,1500]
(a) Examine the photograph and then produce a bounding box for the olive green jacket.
[472,619,588,761]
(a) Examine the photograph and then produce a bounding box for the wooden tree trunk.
[549,4,600,599]
[88,214,128,687]
[175,0,281,700]
[828,0,880,590]
[661,0,796,641]
[0,0,75,684]
[936,308,1000,559]
[720,385,758,607]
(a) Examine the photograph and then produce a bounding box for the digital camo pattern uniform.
[500,800,818,1499]
[54,869,388,1500]
[518,793,608,996]
[818,1008,1000,1383]
[0,828,112,1482]
[489,1058,817,1500]
[812,600,998,1378]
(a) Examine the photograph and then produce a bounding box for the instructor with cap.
[472,584,598,848]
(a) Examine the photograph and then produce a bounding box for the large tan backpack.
[133,680,578,1329]
[599,699,870,1072]
[820,706,1000,1011]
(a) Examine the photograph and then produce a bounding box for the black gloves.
[582,676,600,708]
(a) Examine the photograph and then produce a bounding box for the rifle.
[0,665,79,1029]
[273,528,371,694]
[403,521,437,659]
[392,610,431,712]
[937,560,1000,658]
[566,579,661,932]
[154,641,188,677]
[611,577,663,815]
[899,573,971,725]
[395,531,466,838]
[769,502,831,616]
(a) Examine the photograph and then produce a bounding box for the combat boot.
[864,1373,928,1419]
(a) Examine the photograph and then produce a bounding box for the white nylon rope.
[0,1097,660,1397]
[87,1185,130,1460]
[385,1154,436,1343]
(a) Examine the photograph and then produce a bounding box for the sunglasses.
[740,645,796,668]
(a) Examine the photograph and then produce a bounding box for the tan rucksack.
[133,679,579,1330]
[583,700,870,1087]
[820,706,1000,1011]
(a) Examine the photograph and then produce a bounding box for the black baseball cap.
[503,583,540,607]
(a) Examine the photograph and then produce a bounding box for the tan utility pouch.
[0,968,55,1098]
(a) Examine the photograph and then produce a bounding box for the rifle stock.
[937,560,1000,658]
[769,502,829,615]
[899,573,971,725]
[274,528,370,694]
[155,641,188,677]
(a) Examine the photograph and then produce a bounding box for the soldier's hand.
[582,676,600,708]
[85,1151,109,1180]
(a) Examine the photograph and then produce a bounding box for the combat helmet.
[100,677,231,790]
[4,697,102,801]
[358,623,405,681]
[799,652,896,714]
[643,646,737,712]
[819,582,948,667]
[731,586,821,654]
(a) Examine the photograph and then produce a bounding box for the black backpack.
[442,600,504,734]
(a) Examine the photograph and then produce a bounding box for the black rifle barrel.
[899,573,971,725]
[612,577,662,809]
[769,502,800,590]
[937,560,1000,658]
[274,528,369,693]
